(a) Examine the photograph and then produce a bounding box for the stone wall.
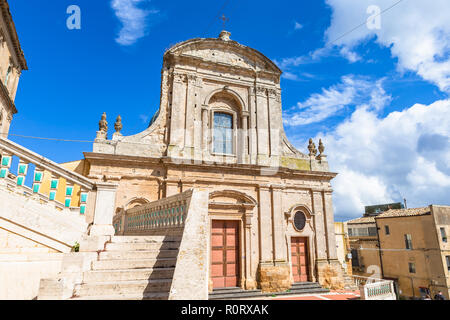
[257,262,291,293]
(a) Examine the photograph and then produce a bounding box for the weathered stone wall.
[257,262,291,293]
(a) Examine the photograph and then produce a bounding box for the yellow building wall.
[38,159,90,208]
[335,222,352,275]
[377,214,448,299]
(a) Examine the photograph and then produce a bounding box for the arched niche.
[204,87,247,113]
[124,197,151,211]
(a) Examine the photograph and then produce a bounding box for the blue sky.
[8,0,450,220]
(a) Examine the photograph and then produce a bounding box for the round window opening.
[293,211,307,231]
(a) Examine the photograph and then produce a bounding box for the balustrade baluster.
[80,189,88,214]
[0,152,12,178]
[65,182,74,208]
[16,160,28,186]
[32,167,44,193]
[49,175,59,201]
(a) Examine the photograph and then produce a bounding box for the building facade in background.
[334,222,352,276]
[0,0,27,139]
[376,205,450,299]
[346,205,450,299]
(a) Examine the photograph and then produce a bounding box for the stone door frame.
[208,190,257,291]
[290,236,311,283]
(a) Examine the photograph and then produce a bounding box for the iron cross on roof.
[219,14,229,29]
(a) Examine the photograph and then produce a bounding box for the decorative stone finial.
[114,115,123,134]
[99,112,108,132]
[219,30,231,41]
[308,138,317,156]
[318,139,325,155]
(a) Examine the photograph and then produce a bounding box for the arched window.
[213,112,233,154]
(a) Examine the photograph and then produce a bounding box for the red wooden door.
[211,220,240,288]
[291,237,309,282]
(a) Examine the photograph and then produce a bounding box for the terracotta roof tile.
[345,216,376,224]
[376,207,430,219]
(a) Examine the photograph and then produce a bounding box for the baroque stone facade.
[85,31,344,292]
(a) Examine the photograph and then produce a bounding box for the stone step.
[71,292,169,300]
[110,236,182,243]
[74,279,172,297]
[105,241,180,252]
[99,249,178,260]
[210,288,261,297]
[83,267,175,282]
[209,286,330,300]
[92,258,177,270]
[291,282,324,289]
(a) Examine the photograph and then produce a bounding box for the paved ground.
[270,290,360,301]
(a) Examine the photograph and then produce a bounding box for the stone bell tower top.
[218,30,231,41]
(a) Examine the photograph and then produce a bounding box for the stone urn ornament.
[308,138,317,157]
[114,115,123,135]
[99,112,108,132]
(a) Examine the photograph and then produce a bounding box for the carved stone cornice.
[0,0,27,70]
[0,78,16,114]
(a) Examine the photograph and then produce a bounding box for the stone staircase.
[209,282,329,300]
[71,235,181,300]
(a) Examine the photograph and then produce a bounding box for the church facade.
[84,31,345,292]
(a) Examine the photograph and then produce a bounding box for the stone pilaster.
[248,87,257,165]
[255,86,269,165]
[168,72,186,157]
[184,74,196,157]
[258,186,273,262]
[323,191,338,261]
[240,111,249,164]
[271,186,287,262]
[201,105,209,156]
[311,190,328,261]
[268,89,281,167]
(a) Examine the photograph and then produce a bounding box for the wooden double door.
[291,237,309,282]
[211,220,240,289]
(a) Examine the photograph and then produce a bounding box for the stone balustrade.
[115,190,192,235]
[352,275,396,300]
[0,137,94,216]
[0,137,118,238]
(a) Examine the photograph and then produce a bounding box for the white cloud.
[339,47,361,63]
[283,75,391,126]
[294,21,303,30]
[111,0,159,46]
[307,99,450,220]
[139,114,149,123]
[325,0,450,92]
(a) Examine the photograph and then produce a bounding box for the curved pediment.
[209,190,257,208]
[164,35,282,75]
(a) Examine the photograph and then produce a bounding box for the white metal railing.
[352,275,396,300]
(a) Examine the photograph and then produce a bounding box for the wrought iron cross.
[219,14,229,29]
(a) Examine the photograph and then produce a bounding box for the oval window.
[293,211,306,231]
